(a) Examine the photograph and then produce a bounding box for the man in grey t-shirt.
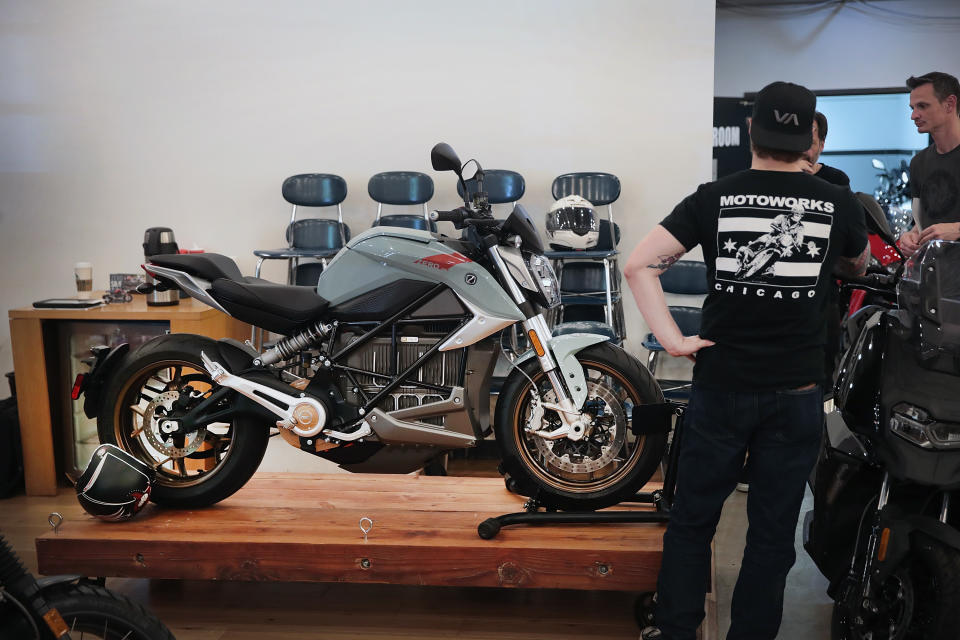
[900,71,960,257]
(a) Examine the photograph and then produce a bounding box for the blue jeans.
[655,384,823,640]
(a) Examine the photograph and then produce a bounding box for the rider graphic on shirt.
[735,206,806,280]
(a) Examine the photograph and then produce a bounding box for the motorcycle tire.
[831,532,960,640]
[494,342,666,511]
[39,582,174,640]
[97,334,270,508]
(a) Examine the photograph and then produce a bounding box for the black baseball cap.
[750,81,816,152]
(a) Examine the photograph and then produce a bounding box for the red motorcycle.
[847,193,903,317]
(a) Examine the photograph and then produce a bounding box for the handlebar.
[839,271,899,304]
[428,208,500,229]
[429,207,470,224]
[841,272,897,289]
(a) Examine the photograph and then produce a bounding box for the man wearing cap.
[625,81,869,640]
[803,111,850,187]
[898,71,960,257]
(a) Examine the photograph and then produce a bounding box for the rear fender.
[81,344,130,419]
[214,338,259,372]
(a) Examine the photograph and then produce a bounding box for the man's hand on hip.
[665,335,716,362]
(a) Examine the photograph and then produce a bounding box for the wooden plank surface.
[9,294,226,321]
[37,473,667,591]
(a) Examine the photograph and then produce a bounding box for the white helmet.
[546,195,598,250]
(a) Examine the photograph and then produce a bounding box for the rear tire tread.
[97,334,270,509]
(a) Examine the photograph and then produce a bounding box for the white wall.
[0,0,716,379]
[715,0,960,97]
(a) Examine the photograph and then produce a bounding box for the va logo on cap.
[774,110,800,126]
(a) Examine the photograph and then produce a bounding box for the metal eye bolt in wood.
[359,517,373,543]
[48,512,63,534]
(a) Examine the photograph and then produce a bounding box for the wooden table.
[29,472,716,639]
[37,473,668,592]
[8,296,250,496]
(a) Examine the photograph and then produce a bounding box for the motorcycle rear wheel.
[494,343,666,511]
[831,533,960,640]
[97,334,270,508]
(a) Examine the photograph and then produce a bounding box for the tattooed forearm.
[833,244,870,278]
[647,251,684,272]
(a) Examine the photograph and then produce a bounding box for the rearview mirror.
[431,143,462,173]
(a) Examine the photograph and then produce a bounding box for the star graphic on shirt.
[806,241,821,258]
[723,238,738,253]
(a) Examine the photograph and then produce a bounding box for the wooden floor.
[2,469,715,639]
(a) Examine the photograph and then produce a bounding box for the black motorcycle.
[0,531,174,639]
[804,239,960,639]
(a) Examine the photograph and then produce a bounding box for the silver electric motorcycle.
[76,143,666,511]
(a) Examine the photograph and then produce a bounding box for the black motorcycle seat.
[210,278,329,336]
[148,253,243,282]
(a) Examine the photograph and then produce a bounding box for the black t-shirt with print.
[909,143,960,228]
[661,169,868,391]
[814,163,850,187]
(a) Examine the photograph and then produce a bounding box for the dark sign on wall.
[713,97,753,180]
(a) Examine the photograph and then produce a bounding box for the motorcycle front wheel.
[97,334,270,508]
[40,583,174,640]
[494,342,666,511]
[831,532,960,640]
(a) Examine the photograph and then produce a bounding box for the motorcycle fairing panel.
[318,226,524,331]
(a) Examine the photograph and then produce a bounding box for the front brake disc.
[530,382,626,474]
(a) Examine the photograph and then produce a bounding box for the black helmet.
[76,444,155,521]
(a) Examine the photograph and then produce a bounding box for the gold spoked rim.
[512,360,646,494]
[113,359,235,488]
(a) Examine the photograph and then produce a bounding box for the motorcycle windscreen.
[502,204,544,254]
[898,240,960,358]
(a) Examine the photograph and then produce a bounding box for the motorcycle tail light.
[71,373,86,400]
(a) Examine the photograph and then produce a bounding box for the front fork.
[488,245,587,442]
[848,474,954,623]
[856,472,892,604]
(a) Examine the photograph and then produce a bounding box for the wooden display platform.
[38,472,666,591]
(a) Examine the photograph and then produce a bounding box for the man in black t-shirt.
[803,111,850,187]
[801,111,852,383]
[625,82,868,640]
[899,71,960,257]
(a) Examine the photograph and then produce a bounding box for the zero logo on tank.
[413,252,473,270]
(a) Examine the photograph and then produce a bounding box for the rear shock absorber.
[256,320,334,366]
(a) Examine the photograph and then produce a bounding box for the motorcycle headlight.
[527,254,560,308]
[889,403,960,450]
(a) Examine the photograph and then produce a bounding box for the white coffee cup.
[75,262,93,299]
